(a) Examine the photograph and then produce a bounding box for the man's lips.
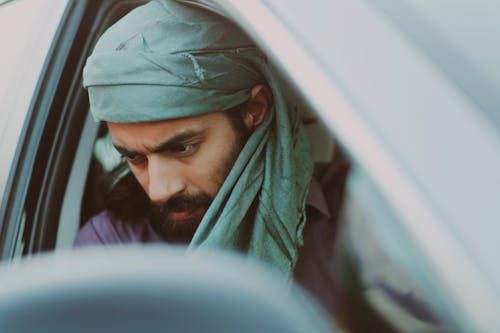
[167,207,206,222]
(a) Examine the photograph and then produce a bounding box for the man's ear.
[243,84,272,129]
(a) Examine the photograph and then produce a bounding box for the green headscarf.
[83,0,313,276]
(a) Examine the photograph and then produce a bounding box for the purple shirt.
[74,212,163,246]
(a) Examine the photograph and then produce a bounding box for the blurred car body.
[1,0,499,332]
[0,246,335,333]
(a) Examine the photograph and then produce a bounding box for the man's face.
[108,110,246,240]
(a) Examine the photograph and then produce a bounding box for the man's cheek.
[201,172,225,199]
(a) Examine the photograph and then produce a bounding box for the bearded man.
[75,0,349,313]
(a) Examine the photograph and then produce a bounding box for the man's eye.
[125,154,146,165]
[172,143,197,155]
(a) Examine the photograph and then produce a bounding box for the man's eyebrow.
[113,144,137,157]
[113,129,206,156]
[150,129,205,153]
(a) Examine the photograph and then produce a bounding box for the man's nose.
[147,156,186,204]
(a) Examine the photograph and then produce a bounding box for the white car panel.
[0,0,69,203]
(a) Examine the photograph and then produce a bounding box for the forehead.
[107,111,229,146]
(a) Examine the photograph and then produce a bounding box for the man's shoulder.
[74,211,162,247]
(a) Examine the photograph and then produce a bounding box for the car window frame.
[0,0,149,260]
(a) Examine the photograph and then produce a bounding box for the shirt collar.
[306,177,331,218]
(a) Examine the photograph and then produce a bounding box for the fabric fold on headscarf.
[83,0,313,276]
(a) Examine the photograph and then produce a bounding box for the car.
[1,0,499,332]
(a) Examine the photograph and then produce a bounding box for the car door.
[0,0,148,260]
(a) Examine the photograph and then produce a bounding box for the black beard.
[150,193,212,243]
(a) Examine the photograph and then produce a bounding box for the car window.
[1,0,150,260]
[54,0,151,249]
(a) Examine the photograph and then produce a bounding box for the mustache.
[153,193,213,214]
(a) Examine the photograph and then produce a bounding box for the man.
[76,0,349,312]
